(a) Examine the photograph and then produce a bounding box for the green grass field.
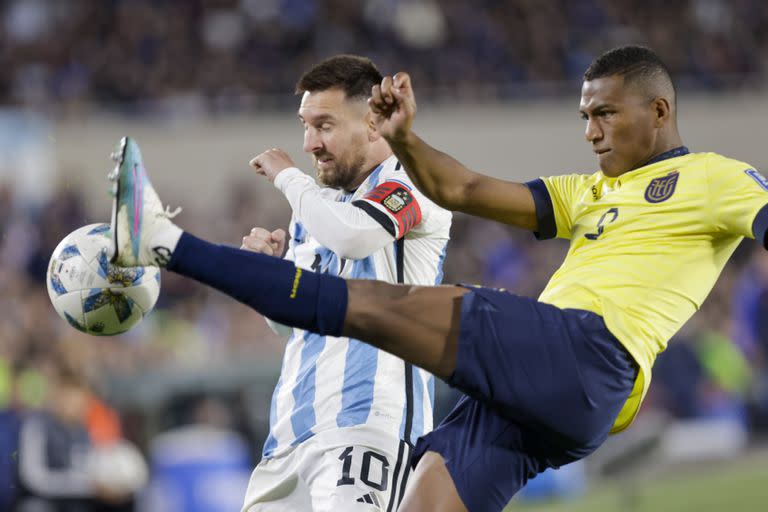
[507,450,768,512]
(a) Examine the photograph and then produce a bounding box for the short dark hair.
[584,45,675,100]
[295,54,383,100]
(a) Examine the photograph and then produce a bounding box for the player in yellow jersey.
[107,46,768,511]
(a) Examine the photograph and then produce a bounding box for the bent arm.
[387,132,538,230]
[274,168,395,259]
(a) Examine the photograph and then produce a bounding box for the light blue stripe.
[350,254,376,279]
[314,246,341,275]
[409,367,425,445]
[289,332,326,446]
[262,372,283,457]
[293,221,305,241]
[336,339,378,427]
[336,255,379,428]
[290,221,305,261]
[369,164,384,187]
[434,242,448,284]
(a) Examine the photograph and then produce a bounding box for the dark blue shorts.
[413,286,638,511]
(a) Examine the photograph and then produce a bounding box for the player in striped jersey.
[107,46,767,511]
[238,56,451,511]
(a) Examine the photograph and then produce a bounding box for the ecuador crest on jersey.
[644,171,679,203]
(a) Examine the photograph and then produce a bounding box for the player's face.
[580,76,659,177]
[299,88,370,189]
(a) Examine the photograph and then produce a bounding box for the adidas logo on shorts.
[356,491,382,507]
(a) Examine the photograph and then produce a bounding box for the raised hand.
[368,72,417,143]
[249,149,296,183]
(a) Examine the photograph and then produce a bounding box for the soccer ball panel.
[81,288,144,336]
[123,271,161,312]
[50,291,88,333]
[47,248,111,299]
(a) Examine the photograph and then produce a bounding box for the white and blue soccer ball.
[46,223,160,336]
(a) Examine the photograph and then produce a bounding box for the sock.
[166,232,348,336]
[149,220,183,267]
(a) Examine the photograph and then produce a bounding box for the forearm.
[386,132,476,210]
[388,132,538,229]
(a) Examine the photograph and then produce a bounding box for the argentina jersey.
[263,156,452,458]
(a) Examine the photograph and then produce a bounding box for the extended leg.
[343,280,468,379]
[164,229,468,379]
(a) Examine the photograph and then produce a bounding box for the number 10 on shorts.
[336,446,390,491]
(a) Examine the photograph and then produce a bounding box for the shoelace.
[161,205,182,219]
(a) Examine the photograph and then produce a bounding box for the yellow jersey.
[531,149,768,432]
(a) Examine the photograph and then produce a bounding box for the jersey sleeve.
[708,156,768,246]
[275,168,396,259]
[528,174,591,240]
[353,175,423,240]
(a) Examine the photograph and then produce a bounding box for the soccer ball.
[46,223,160,336]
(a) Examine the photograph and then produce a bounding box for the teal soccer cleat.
[108,137,181,267]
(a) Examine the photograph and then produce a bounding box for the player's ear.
[652,97,671,127]
[366,110,382,142]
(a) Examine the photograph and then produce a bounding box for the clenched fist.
[241,227,287,257]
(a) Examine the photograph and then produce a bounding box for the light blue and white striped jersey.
[263,156,452,458]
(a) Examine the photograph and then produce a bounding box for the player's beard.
[314,149,367,190]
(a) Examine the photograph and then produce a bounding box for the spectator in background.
[141,395,252,512]
[15,360,135,512]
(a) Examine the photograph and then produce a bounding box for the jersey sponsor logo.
[745,168,768,192]
[644,171,679,203]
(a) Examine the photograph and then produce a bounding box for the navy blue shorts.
[413,286,638,511]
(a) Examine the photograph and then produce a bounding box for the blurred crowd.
[2,0,768,115]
